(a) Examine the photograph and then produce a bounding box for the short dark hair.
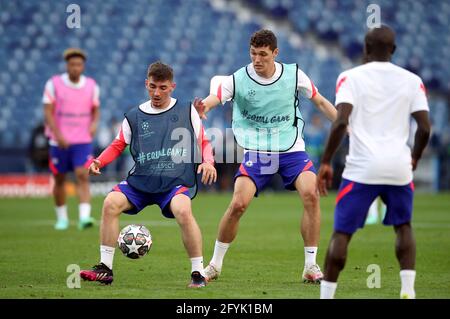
[147,61,174,82]
[250,29,277,51]
[63,48,87,61]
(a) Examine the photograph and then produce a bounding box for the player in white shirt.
[317,25,431,299]
[195,29,337,283]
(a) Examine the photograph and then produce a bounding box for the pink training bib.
[46,75,96,144]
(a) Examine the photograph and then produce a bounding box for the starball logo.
[141,121,150,132]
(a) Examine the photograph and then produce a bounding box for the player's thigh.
[71,143,93,170]
[74,166,89,182]
[236,152,274,195]
[334,179,380,234]
[104,191,134,213]
[169,193,193,218]
[49,145,70,174]
[380,183,414,225]
[53,173,66,185]
[231,176,257,207]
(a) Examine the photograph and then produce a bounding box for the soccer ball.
[117,224,152,259]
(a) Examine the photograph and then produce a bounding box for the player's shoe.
[78,216,95,230]
[302,264,323,283]
[80,263,113,285]
[400,292,415,299]
[54,219,69,230]
[204,263,221,281]
[188,271,207,288]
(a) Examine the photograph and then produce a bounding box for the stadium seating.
[0,0,448,173]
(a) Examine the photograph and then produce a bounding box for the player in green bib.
[194,30,337,283]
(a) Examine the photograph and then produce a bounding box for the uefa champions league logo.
[248,89,256,98]
[141,121,150,132]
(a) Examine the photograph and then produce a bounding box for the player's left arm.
[411,111,431,170]
[317,103,353,196]
[297,69,337,121]
[90,84,101,137]
[311,92,337,122]
[90,107,100,137]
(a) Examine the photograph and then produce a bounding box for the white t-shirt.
[118,98,203,143]
[209,62,318,153]
[335,61,429,185]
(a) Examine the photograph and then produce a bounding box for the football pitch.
[0,192,449,299]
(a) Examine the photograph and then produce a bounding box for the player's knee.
[75,170,89,183]
[54,174,66,186]
[329,251,347,270]
[229,198,248,217]
[103,197,122,217]
[301,189,319,206]
[173,206,193,225]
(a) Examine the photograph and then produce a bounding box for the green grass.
[0,192,449,299]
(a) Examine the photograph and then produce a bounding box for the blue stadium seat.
[0,0,447,156]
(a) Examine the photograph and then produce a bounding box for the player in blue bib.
[80,62,217,288]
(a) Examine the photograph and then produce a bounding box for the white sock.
[190,257,205,277]
[210,240,230,270]
[55,205,68,221]
[79,203,91,220]
[304,246,318,267]
[400,270,416,299]
[320,280,337,299]
[100,245,115,270]
[368,200,379,218]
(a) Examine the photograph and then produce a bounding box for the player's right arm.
[194,75,233,119]
[43,103,69,149]
[88,119,130,175]
[318,103,353,196]
[42,79,69,148]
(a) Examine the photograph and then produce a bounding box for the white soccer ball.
[117,224,152,259]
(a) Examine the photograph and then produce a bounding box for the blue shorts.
[235,151,316,196]
[112,181,190,218]
[334,178,415,234]
[49,143,93,174]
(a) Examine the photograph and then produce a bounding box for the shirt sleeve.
[115,119,132,144]
[297,69,318,99]
[410,77,429,113]
[209,75,233,105]
[334,72,354,106]
[191,105,214,164]
[42,79,55,104]
[93,84,100,107]
[94,119,129,168]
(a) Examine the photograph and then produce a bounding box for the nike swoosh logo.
[306,251,315,254]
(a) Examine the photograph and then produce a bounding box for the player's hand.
[193,97,208,120]
[56,135,69,149]
[89,123,98,137]
[88,159,102,175]
[317,163,333,196]
[197,162,217,185]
